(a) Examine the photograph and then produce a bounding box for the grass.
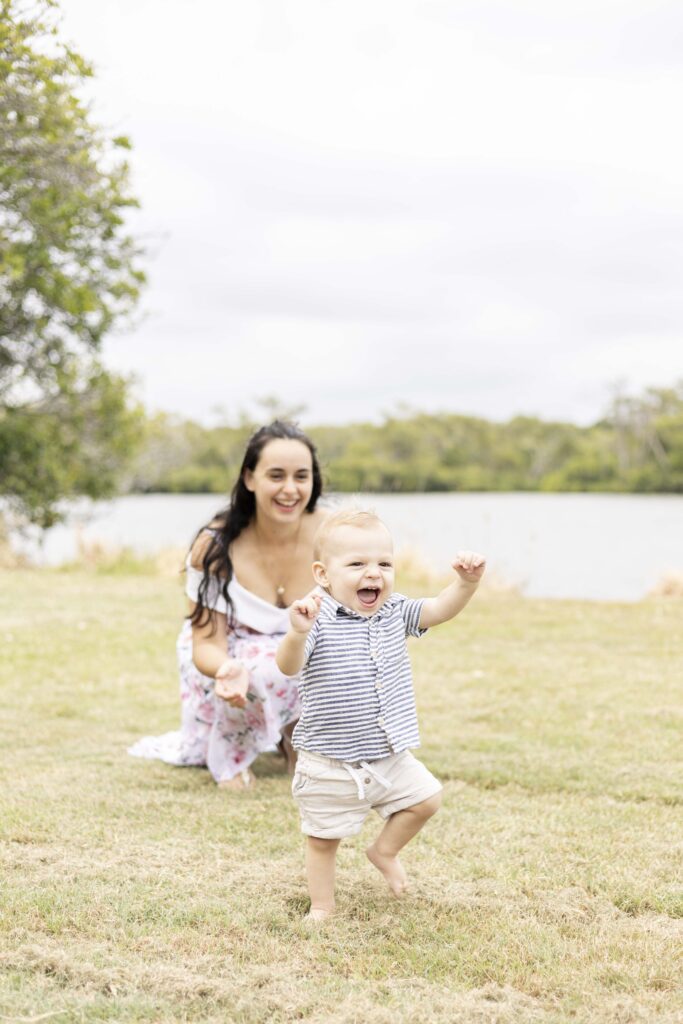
[0,568,682,1023]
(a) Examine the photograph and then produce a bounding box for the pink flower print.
[164,615,301,783]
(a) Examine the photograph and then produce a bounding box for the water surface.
[16,492,683,601]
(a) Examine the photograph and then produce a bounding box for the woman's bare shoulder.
[299,505,330,541]
[309,505,333,526]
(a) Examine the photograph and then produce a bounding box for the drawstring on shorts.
[341,760,392,800]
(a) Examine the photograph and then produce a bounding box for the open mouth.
[357,587,381,608]
[274,499,299,510]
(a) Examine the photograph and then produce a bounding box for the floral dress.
[128,570,300,783]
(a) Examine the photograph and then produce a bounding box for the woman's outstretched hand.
[215,659,249,708]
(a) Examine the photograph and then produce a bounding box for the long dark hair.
[189,421,323,629]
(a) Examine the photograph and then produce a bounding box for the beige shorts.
[292,749,442,839]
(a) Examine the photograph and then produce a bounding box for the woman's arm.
[190,607,249,705]
[190,606,230,678]
[187,529,232,678]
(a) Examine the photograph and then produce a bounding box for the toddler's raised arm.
[419,551,486,629]
[276,593,322,676]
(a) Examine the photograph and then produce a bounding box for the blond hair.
[313,507,387,561]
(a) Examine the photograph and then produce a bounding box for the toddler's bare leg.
[366,792,442,896]
[305,836,341,920]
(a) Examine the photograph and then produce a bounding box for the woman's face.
[244,439,314,523]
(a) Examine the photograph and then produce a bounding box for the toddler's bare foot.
[366,844,409,896]
[218,768,254,791]
[306,906,334,922]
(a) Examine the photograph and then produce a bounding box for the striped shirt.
[291,592,427,762]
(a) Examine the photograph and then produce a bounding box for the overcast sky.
[57,0,683,427]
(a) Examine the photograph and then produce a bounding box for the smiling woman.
[128,421,328,789]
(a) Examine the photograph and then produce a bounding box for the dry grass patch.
[1,570,682,1022]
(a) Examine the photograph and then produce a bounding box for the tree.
[0,0,145,526]
[0,368,143,526]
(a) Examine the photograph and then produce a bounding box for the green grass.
[0,569,682,1023]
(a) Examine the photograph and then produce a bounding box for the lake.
[13,492,683,602]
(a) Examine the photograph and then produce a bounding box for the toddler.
[276,508,485,920]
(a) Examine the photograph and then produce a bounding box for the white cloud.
[54,0,683,426]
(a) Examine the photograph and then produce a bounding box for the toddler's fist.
[289,593,322,633]
[452,551,486,582]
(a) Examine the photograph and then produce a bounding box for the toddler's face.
[313,523,395,616]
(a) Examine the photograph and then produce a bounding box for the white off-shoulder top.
[185,563,290,635]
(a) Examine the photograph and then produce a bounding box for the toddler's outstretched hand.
[452,550,486,583]
[289,592,322,633]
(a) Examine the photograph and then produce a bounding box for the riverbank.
[7,490,683,601]
[1,571,681,1022]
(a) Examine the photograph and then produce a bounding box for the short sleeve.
[396,595,427,638]
[303,616,322,664]
[185,563,229,615]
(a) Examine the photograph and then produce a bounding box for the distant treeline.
[127,384,683,495]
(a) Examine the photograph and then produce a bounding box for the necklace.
[254,521,303,608]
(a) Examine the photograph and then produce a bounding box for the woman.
[129,421,327,789]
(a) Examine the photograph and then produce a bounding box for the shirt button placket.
[371,622,386,739]
[373,629,384,698]
[375,627,384,695]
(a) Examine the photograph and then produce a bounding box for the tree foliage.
[1,367,143,526]
[0,0,145,525]
[128,384,683,497]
